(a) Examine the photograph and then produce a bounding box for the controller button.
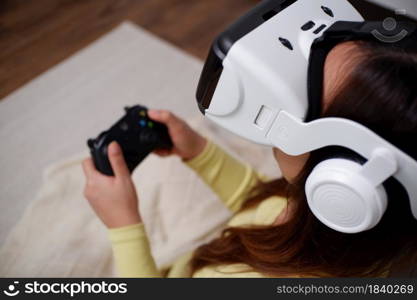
[148,121,154,128]
[139,110,147,117]
[140,131,157,143]
[120,122,129,131]
[139,120,147,127]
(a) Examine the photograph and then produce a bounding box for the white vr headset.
[196,0,417,234]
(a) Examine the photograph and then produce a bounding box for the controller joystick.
[87,105,173,176]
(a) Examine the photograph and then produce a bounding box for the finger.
[148,110,182,130]
[153,149,172,157]
[82,157,99,178]
[108,141,130,177]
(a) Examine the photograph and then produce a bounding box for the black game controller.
[87,105,173,176]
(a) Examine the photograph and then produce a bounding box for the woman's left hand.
[82,141,142,229]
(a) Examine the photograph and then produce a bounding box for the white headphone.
[306,157,389,234]
[267,111,417,234]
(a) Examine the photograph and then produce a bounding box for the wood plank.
[0,0,256,100]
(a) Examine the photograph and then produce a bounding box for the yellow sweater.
[108,141,287,277]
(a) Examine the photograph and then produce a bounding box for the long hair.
[190,40,417,277]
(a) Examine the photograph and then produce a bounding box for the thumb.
[148,110,181,130]
[108,141,130,177]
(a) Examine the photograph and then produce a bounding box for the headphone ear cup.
[305,158,388,234]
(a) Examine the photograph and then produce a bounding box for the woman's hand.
[148,110,207,161]
[82,141,142,229]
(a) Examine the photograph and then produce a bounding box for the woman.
[82,39,417,277]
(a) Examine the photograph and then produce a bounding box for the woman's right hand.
[147,110,207,161]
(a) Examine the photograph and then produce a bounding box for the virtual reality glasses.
[196,0,417,233]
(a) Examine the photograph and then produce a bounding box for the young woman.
[82,39,417,277]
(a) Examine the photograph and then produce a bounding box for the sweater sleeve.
[108,223,161,278]
[185,140,265,213]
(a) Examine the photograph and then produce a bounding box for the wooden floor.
[0,0,259,100]
[0,0,407,100]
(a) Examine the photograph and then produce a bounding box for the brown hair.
[190,40,417,277]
